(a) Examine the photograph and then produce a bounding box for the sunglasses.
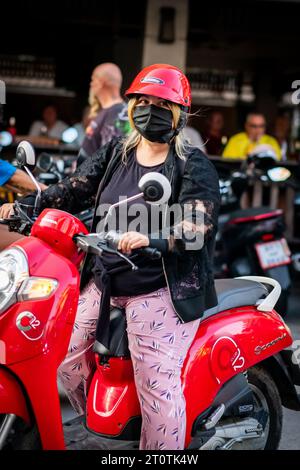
[248,123,266,129]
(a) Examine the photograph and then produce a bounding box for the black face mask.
[132,104,176,143]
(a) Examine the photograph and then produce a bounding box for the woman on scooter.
[1,64,220,450]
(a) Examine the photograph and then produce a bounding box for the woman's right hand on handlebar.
[0,203,15,220]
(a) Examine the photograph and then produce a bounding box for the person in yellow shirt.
[223,112,282,160]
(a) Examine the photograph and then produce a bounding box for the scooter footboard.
[86,356,141,436]
[0,366,30,424]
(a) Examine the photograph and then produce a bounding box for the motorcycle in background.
[35,151,94,230]
[35,127,94,230]
[214,148,299,317]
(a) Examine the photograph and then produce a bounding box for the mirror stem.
[103,192,144,230]
[24,166,42,217]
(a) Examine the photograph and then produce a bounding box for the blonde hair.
[122,97,191,161]
[88,90,101,120]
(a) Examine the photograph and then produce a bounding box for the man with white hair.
[79,63,129,161]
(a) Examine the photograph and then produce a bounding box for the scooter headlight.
[0,248,29,314]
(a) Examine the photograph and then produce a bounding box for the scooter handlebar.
[134,246,161,260]
[104,230,162,259]
[73,233,161,261]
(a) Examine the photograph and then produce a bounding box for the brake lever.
[112,250,138,271]
[3,215,31,235]
[74,234,105,256]
[73,233,138,270]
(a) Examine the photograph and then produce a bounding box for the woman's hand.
[0,203,15,220]
[117,231,149,254]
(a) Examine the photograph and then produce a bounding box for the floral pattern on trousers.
[58,279,201,450]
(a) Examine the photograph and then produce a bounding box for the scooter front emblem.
[16,312,44,341]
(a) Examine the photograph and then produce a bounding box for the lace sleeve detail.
[168,199,217,252]
[38,137,120,214]
[150,149,220,254]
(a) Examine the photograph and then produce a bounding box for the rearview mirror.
[37,152,53,172]
[138,172,171,205]
[16,141,36,170]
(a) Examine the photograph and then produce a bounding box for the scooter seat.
[93,306,129,357]
[203,279,268,319]
[94,279,269,357]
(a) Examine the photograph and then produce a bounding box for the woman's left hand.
[118,232,149,254]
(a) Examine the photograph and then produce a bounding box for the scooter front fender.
[10,354,66,450]
[0,366,30,424]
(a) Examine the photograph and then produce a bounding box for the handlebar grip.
[134,246,162,259]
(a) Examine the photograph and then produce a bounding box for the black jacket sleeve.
[149,149,220,255]
[19,137,121,214]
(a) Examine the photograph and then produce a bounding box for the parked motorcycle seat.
[227,206,282,225]
[203,279,268,319]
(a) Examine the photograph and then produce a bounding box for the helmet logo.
[141,77,165,85]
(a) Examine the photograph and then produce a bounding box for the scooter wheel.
[0,415,41,450]
[247,366,282,450]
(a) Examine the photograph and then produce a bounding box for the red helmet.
[125,64,191,110]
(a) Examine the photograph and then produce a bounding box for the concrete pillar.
[254,70,278,127]
[142,0,188,72]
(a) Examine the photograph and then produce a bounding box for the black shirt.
[22,136,220,332]
[96,149,167,296]
[80,102,129,159]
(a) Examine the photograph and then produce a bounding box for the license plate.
[255,238,291,270]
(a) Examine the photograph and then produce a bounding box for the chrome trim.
[0,414,17,449]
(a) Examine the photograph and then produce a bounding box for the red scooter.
[0,142,300,450]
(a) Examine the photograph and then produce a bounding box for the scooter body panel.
[0,236,80,367]
[10,353,66,450]
[0,212,87,449]
[182,305,292,447]
[86,357,140,436]
[0,366,30,424]
[86,305,292,449]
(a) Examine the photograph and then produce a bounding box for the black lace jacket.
[31,136,221,323]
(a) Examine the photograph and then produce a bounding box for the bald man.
[79,63,130,161]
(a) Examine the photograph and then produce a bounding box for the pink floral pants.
[58,279,200,450]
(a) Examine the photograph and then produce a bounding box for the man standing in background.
[79,63,129,162]
[205,111,226,156]
[29,104,68,140]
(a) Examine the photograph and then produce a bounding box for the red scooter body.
[0,208,294,450]
[86,306,292,448]
[0,210,88,449]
